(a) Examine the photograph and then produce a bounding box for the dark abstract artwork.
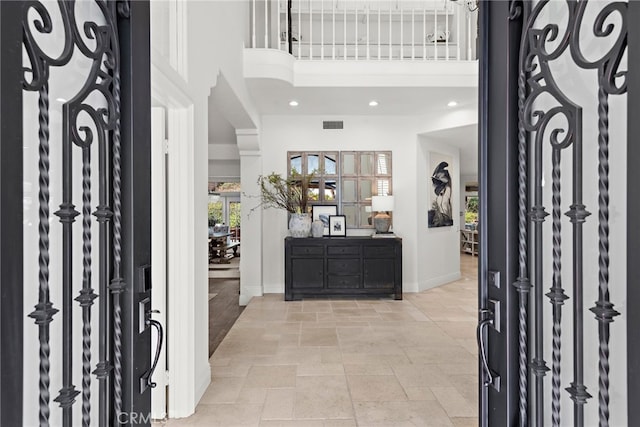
[428,158,453,228]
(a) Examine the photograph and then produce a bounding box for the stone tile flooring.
[162,255,478,426]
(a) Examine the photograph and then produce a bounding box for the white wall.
[259,115,419,293]
[258,113,474,295]
[416,136,462,291]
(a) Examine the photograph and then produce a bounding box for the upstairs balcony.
[248,0,478,62]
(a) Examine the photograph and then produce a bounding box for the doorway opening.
[208,183,244,356]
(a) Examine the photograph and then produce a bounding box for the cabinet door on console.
[291,258,324,288]
[363,259,395,289]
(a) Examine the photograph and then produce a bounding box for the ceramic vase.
[311,219,324,238]
[289,213,312,238]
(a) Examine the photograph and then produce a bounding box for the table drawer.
[364,245,396,258]
[327,245,360,256]
[292,245,324,256]
[327,258,360,275]
[327,275,361,289]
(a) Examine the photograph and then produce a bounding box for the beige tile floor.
[160,255,478,427]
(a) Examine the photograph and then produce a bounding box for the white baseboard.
[263,283,285,294]
[401,281,419,293]
[419,271,461,292]
[195,363,211,405]
[239,285,263,306]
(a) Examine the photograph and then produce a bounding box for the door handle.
[477,308,500,390]
[140,309,164,394]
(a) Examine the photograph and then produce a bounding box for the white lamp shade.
[372,195,394,212]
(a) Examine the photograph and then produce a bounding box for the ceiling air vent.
[323,120,343,130]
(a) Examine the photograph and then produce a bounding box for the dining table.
[208,231,232,264]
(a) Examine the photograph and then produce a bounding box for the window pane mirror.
[324,154,337,175]
[360,179,373,201]
[287,151,393,230]
[360,153,374,175]
[342,179,357,202]
[307,154,320,174]
[343,205,357,228]
[376,152,391,175]
[342,152,356,175]
[360,205,372,227]
[376,179,391,196]
[290,154,302,174]
[324,180,337,201]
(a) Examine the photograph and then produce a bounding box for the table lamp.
[372,195,394,233]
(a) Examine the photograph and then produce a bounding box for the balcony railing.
[249,0,478,61]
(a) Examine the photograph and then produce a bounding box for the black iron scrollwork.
[517,1,627,426]
[22,1,125,425]
[569,3,626,426]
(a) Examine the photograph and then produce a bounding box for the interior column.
[236,129,263,305]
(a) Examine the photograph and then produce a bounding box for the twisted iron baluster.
[28,81,59,427]
[111,51,125,424]
[75,147,98,427]
[511,3,533,423]
[514,68,531,427]
[547,149,568,427]
[589,72,620,427]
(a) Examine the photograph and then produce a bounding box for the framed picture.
[312,204,338,236]
[329,215,346,236]
[428,152,454,228]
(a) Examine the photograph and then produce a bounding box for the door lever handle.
[140,310,164,393]
[477,309,494,387]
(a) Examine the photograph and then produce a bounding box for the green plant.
[256,170,316,214]
[464,196,479,224]
[465,211,478,223]
[208,201,223,226]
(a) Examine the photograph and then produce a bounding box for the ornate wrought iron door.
[1,0,152,425]
[479,0,639,425]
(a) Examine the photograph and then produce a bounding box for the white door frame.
[151,61,203,419]
[151,107,168,419]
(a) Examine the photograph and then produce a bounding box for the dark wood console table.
[284,236,402,301]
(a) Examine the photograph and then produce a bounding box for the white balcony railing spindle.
[321,0,324,59]
[389,3,392,60]
[456,4,461,60]
[344,4,347,60]
[445,1,450,60]
[252,0,256,47]
[467,11,472,60]
[298,0,301,59]
[309,0,312,59]
[332,0,335,59]
[264,0,269,48]
[400,5,403,60]
[423,7,426,60]
[366,6,370,60]
[378,3,381,60]
[411,8,415,60]
[355,7,358,60]
[434,7,438,61]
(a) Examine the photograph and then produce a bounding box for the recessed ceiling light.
[289,100,299,107]
[447,101,458,107]
[369,100,379,107]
